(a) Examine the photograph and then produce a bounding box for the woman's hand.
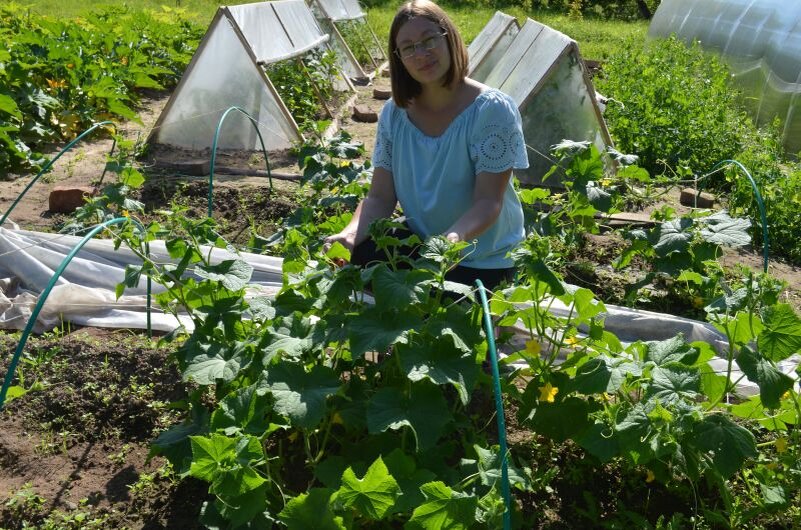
[322,231,356,257]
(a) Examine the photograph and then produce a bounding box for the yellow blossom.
[331,412,344,425]
[775,437,788,454]
[601,178,613,187]
[46,78,67,89]
[525,339,541,355]
[646,469,655,483]
[538,382,558,403]
[564,336,580,347]
[122,210,130,218]
[692,296,704,309]
[67,63,74,69]
[120,56,129,66]
[339,160,351,168]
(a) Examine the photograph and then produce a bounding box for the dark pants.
[351,223,515,291]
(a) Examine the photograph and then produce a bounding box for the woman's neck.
[416,80,463,112]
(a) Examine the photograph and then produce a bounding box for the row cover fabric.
[468,13,613,186]
[0,225,796,397]
[649,0,801,155]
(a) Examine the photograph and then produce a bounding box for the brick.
[352,105,378,123]
[48,186,96,213]
[373,87,392,100]
[680,187,715,208]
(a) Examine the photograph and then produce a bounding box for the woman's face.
[395,16,451,87]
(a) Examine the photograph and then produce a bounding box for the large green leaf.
[257,363,340,430]
[691,414,757,478]
[195,259,253,291]
[645,334,699,367]
[397,338,476,405]
[759,304,801,362]
[367,382,451,450]
[645,365,700,405]
[698,211,751,248]
[279,488,346,530]
[530,397,592,442]
[262,314,317,362]
[183,341,249,385]
[211,385,276,436]
[189,433,266,496]
[570,356,642,395]
[462,445,530,490]
[349,307,418,359]
[0,93,22,119]
[735,346,795,409]
[383,449,437,513]
[372,265,431,309]
[406,482,477,530]
[336,456,401,520]
[651,218,693,256]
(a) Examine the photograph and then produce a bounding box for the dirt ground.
[1,71,801,527]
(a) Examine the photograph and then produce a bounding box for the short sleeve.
[469,92,529,174]
[372,100,394,170]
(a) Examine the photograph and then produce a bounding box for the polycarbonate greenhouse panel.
[153,16,299,151]
[649,0,801,154]
[229,0,329,64]
[478,17,611,186]
[467,11,520,83]
[315,0,365,22]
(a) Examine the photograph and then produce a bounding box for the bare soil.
[1,71,801,527]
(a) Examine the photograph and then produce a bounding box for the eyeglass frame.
[394,31,448,59]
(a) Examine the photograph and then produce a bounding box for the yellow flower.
[538,382,558,403]
[601,178,613,187]
[525,339,541,355]
[692,296,704,309]
[122,210,130,218]
[331,412,344,425]
[339,160,351,168]
[775,437,788,454]
[67,63,74,69]
[646,469,655,483]
[120,56,129,66]
[564,336,580,347]
[46,78,67,89]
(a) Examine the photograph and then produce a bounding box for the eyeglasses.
[395,32,447,59]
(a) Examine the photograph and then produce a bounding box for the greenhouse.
[649,0,801,155]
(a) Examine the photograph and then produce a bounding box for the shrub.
[597,35,748,177]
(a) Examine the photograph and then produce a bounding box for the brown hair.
[388,0,468,108]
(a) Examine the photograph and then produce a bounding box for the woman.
[325,0,528,290]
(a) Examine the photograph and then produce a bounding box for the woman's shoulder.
[468,81,516,111]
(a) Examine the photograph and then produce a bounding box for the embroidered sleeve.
[372,101,394,170]
[469,93,529,174]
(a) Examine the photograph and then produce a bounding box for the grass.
[366,5,648,61]
[12,0,646,62]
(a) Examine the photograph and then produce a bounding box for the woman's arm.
[442,169,511,243]
[325,167,398,254]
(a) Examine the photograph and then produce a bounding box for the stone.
[48,186,96,213]
[373,87,391,100]
[352,105,378,123]
[680,187,715,208]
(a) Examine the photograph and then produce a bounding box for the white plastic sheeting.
[649,0,801,155]
[149,0,357,153]
[0,226,282,334]
[0,226,796,397]
[470,16,613,186]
